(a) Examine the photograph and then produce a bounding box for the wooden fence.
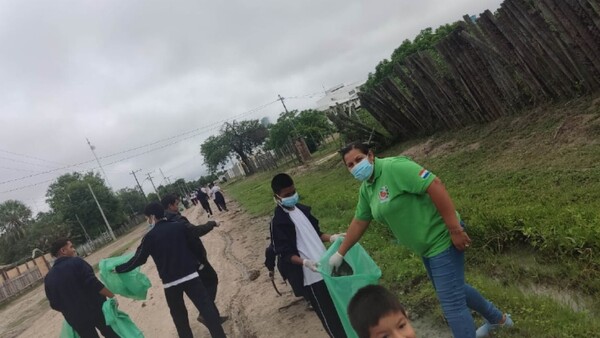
[359,0,600,139]
[0,267,42,303]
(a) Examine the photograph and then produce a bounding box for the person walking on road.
[196,187,213,217]
[115,202,227,338]
[44,238,119,338]
[208,183,228,212]
[162,194,228,324]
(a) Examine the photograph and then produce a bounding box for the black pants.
[69,311,119,338]
[213,192,227,212]
[304,280,347,338]
[199,262,219,302]
[164,277,226,338]
[200,200,213,215]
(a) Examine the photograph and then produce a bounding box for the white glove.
[329,233,346,243]
[328,252,344,269]
[302,259,319,272]
[112,297,119,307]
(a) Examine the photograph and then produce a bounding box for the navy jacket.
[270,203,323,296]
[165,210,216,265]
[116,219,200,284]
[44,256,106,325]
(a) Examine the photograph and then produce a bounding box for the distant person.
[115,202,226,338]
[348,285,415,338]
[196,187,213,217]
[161,194,227,324]
[44,238,119,338]
[208,183,228,212]
[330,142,513,338]
[269,173,346,338]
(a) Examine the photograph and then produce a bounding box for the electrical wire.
[0,99,279,191]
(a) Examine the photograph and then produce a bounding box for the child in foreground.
[348,285,416,338]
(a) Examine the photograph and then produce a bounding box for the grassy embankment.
[225,97,600,337]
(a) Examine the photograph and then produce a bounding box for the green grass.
[226,96,600,337]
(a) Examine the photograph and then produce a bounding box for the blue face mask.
[351,158,374,181]
[279,192,299,208]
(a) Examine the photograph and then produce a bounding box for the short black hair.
[271,173,294,194]
[144,202,165,218]
[160,194,179,209]
[50,237,70,257]
[339,142,371,162]
[348,285,407,338]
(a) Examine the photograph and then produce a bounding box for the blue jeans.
[423,245,503,338]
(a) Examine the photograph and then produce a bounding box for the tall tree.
[0,200,32,241]
[46,172,126,239]
[116,188,147,215]
[200,134,231,174]
[201,119,268,175]
[266,109,334,151]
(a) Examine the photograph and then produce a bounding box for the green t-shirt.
[354,157,453,257]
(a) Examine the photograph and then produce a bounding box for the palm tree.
[0,200,32,240]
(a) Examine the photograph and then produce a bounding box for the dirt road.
[1,199,449,338]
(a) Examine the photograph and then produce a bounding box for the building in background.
[316,80,365,114]
[224,162,245,181]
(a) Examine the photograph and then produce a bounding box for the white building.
[316,80,365,113]
[225,162,245,180]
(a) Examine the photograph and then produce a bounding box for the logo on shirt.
[419,168,431,179]
[379,186,390,203]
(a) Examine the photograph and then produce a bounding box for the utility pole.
[87,183,116,241]
[278,94,290,114]
[86,138,113,191]
[74,214,91,243]
[130,169,148,202]
[146,172,161,200]
[67,193,91,243]
[159,168,172,185]
[277,94,317,146]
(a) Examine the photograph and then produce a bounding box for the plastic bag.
[318,238,382,338]
[99,253,152,300]
[102,298,144,338]
[59,321,80,338]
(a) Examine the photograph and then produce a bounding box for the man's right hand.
[328,252,344,269]
[268,270,274,280]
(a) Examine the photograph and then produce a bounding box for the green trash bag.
[318,238,382,338]
[99,253,151,300]
[59,321,80,338]
[102,298,144,338]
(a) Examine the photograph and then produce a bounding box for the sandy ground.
[0,198,450,338]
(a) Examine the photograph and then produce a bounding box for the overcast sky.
[0,0,502,214]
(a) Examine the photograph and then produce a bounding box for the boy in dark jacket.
[161,194,227,324]
[45,238,119,338]
[116,202,226,338]
[269,173,346,338]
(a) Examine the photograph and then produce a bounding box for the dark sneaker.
[197,315,229,325]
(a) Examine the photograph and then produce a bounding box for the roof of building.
[316,80,365,111]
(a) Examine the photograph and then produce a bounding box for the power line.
[0,148,67,166]
[0,178,57,193]
[0,166,43,173]
[0,155,62,169]
[0,99,280,187]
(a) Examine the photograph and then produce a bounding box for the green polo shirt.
[354,157,453,257]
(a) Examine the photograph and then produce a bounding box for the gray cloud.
[0,0,502,214]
